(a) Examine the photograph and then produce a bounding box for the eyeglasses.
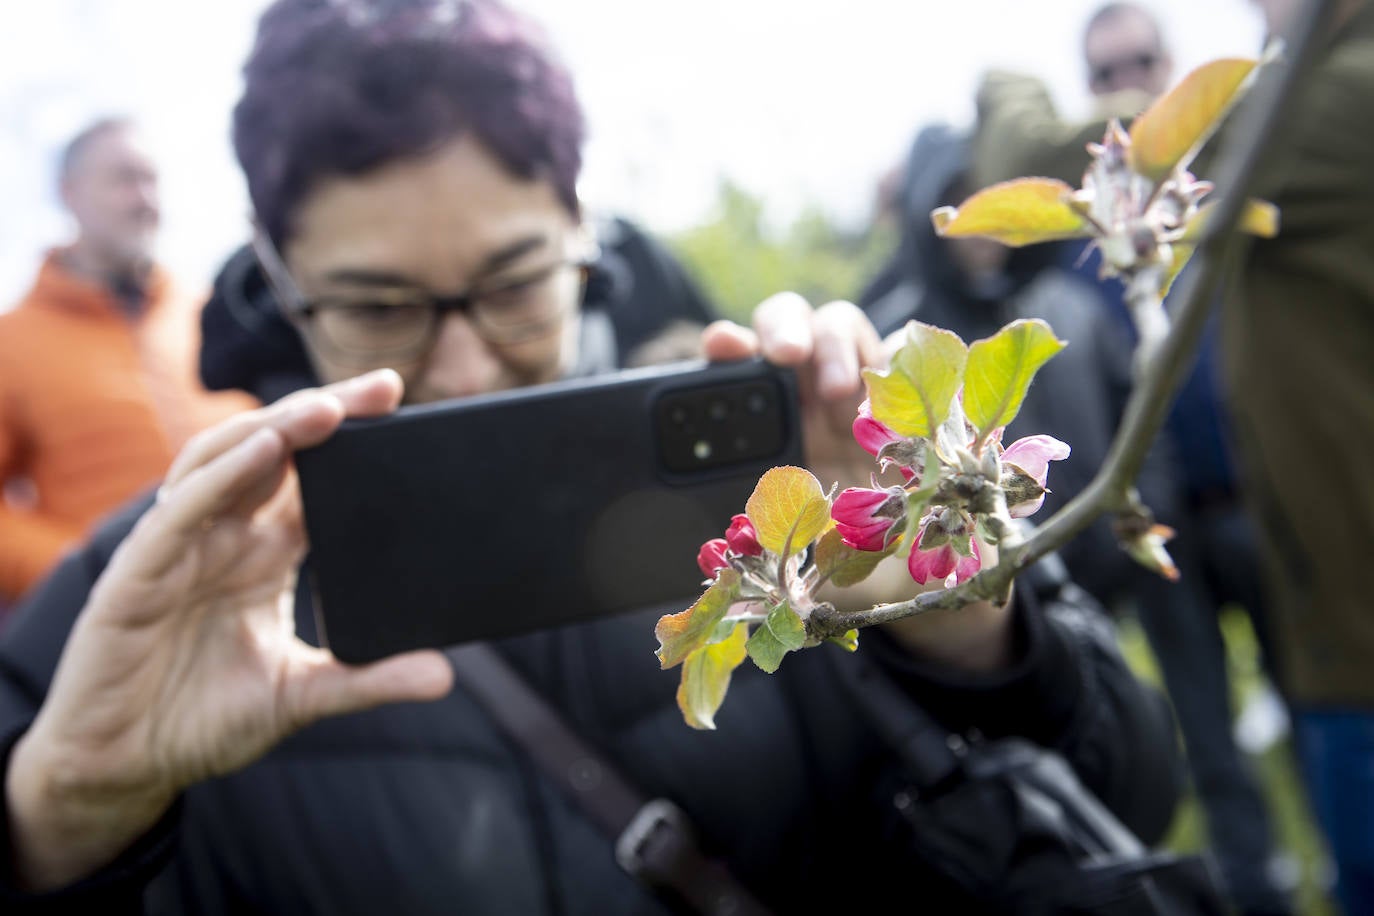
[1088,51,1161,91]
[251,228,595,366]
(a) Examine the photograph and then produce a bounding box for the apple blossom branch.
[809,0,1337,640]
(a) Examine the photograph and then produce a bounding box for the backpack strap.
[448,643,772,916]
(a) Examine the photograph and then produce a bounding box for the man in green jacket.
[1221,6,1374,912]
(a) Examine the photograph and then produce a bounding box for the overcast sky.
[0,0,1264,306]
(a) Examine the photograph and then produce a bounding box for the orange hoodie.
[0,251,260,601]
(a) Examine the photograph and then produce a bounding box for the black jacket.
[860,125,1183,608]
[0,217,1184,914]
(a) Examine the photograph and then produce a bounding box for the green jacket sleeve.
[970,69,1152,191]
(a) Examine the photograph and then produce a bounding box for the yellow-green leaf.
[745,603,807,674]
[1237,198,1280,238]
[815,527,902,588]
[863,321,968,438]
[931,178,1093,247]
[745,466,829,557]
[1128,57,1261,182]
[1163,198,1278,298]
[655,569,741,670]
[1178,198,1280,242]
[827,630,860,652]
[676,621,750,730]
[1161,243,1195,299]
[963,319,1067,443]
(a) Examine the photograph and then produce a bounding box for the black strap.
[448,643,772,916]
[826,647,1155,858]
[824,647,966,792]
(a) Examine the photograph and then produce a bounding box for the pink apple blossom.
[697,538,730,579]
[725,514,763,557]
[852,400,919,481]
[1000,435,1071,518]
[907,515,982,586]
[831,486,906,551]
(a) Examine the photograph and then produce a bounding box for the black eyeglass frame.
[249,224,598,362]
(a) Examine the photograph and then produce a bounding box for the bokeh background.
[0,0,1262,309]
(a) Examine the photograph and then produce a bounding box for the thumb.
[288,649,454,727]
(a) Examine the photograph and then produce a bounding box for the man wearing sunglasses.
[1078,9,1297,916]
[1083,2,1175,99]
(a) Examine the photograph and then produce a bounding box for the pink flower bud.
[853,400,921,481]
[831,486,906,551]
[907,517,982,586]
[697,538,730,578]
[1000,435,1071,518]
[725,514,763,557]
[853,399,903,458]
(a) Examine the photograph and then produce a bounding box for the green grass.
[1115,607,1340,915]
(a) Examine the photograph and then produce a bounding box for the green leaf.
[745,602,807,674]
[745,466,830,557]
[815,527,903,588]
[676,621,750,730]
[655,569,741,669]
[906,483,937,527]
[931,178,1093,247]
[963,319,1067,443]
[900,481,940,545]
[827,630,860,652]
[1128,57,1261,182]
[863,321,968,438]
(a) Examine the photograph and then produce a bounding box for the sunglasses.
[1088,51,1161,90]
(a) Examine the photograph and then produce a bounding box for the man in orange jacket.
[0,117,257,607]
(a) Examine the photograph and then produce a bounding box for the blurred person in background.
[0,118,258,614]
[1218,3,1374,913]
[969,1,1374,912]
[965,7,1298,913]
[1072,8,1296,912]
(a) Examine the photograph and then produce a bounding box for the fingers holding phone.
[6,368,452,893]
[702,293,887,485]
[161,368,404,491]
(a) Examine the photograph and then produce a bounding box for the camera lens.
[745,390,769,414]
[668,404,689,427]
[707,400,729,422]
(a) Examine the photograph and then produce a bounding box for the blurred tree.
[664,180,896,323]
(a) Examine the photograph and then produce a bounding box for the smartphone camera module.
[655,378,789,474]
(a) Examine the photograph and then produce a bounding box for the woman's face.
[283,135,585,404]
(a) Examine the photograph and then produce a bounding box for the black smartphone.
[294,358,804,664]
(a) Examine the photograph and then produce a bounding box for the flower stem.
[1125,269,1169,377]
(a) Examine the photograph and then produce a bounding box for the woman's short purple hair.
[233,0,585,247]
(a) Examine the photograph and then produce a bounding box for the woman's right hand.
[5,370,454,892]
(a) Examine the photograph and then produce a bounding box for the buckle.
[614,797,692,879]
